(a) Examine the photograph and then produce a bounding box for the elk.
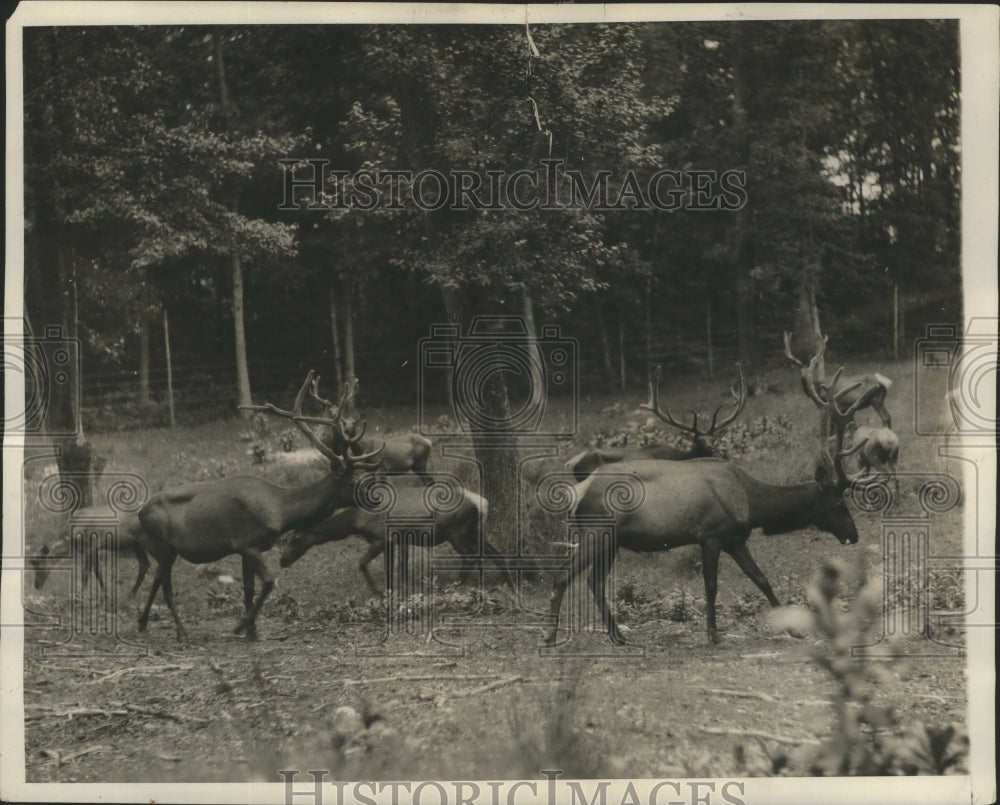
[543,362,868,646]
[783,331,892,432]
[564,365,747,482]
[136,372,384,642]
[30,506,151,598]
[310,376,434,485]
[850,425,900,500]
[279,487,515,592]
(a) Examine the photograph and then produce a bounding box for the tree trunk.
[231,252,252,413]
[521,288,545,414]
[50,248,102,510]
[164,307,176,429]
[618,319,626,392]
[441,286,519,557]
[595,299,614,385]
[214,33,252,414]
[791,262,825,380]
[343,280,356,383]
[138,314,151,406]
[731,38,760,388]
[328,274,344,390]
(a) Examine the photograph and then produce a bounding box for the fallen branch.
[121,704,209,726]
[342,673,502,686]
[700,726,820,746]
[90,664,194,683]
[700,687,778,703]
[453,675,524,697]
[28,744,108,767]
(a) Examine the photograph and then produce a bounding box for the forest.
[22,20,961,431]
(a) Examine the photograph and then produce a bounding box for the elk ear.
[814,465,831,485]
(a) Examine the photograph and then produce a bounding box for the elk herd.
[30,334,903,647]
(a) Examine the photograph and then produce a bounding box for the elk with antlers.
[136,372,384,642]
[544,364,868,646]
[783,331,892,432]
[309,376,434,485]
[279,487,515,593]
[31,506,151,599]
[564,365,747,482]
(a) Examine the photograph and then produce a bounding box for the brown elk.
[279,487,515,592]
[30,506,151,598]
[136,372,384,642]
[543,362,868,646]
[783,332,892,431]
[564,365,747,482]
[310,376,434,485]
[850,425,900,500]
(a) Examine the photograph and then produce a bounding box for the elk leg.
[724,542,781,607]
[542,543,591,645]
[91,546,106,592]
[234,549,274,641]
[157,554,188,643]
[138,568,162,632]
[700,540,723,644]
[129,545,150,599]
[874,400,892,429]
[241,555,256,616]
[359,540,384,595]
[587,536,624,644]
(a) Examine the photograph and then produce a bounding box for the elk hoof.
[707,630,721,644]
[610,631,628,646]
[137,619,148,633]
[542,629,558,646]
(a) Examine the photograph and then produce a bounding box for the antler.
[308,375,336,413]
[827,423,869,490]
[240,371,383,470]
[640,364,747,438]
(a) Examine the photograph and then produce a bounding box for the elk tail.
[569,475,595,519]
[462,489,488,517]
[873,372,892,390]
[413,434,433,448]
[564,449,588,472]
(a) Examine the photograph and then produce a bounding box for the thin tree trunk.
[644,275,653,386]
[596,299,614,384]
[792,263,825,380]
[618,320,626,392]
[343,280,356,383]
[732,38,759,387]
[214,33,252,414]
[52,248,102,510]
[893,283,899,361]
[139,314,151,406]
[328,275,344,390]
[164,307,176,429]
[231,252,252,412]
[706,301,714,379]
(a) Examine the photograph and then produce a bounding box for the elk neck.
[737,471,823,536]
[277,470,358,531]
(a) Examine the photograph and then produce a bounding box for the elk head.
[241,371,384,478]
[640,364,747,455]
[801,358,869,544]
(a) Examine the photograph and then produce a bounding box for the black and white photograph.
[2,3,996,803]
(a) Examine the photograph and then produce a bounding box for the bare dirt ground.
[17,365,972,782]
[22,536,967,783]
